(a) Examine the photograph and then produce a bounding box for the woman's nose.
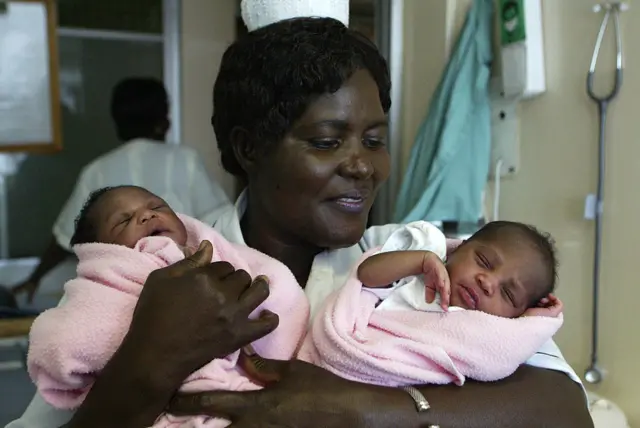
[339,146,374,180]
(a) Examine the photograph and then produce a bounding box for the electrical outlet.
[489,78,520,178]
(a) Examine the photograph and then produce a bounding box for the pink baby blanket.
[298,249,562,387]
[28,214,309,427]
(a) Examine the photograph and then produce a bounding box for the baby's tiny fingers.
[425,285,436,303]
[439,278,450,310]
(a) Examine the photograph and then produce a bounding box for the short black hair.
[213,17,391,179]
[110,77,169,142]
[70,186,124,246]
[470,221,558,305]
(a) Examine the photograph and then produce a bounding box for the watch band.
[399,385,431,412]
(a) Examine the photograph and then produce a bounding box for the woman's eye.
[309,139,340,150]
[363,138,386,149]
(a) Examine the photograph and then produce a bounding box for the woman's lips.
[332,197,366,213]
[328,190,371,214]
[457,284,479,310]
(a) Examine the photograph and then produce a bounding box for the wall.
[400,0,640,423]
[180,0,238,200]
[498,1,640,422]
[398,1,448,172]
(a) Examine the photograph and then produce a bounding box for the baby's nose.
[139,210,158,223]
[477,274,497,296]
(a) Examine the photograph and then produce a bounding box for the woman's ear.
[229,126,258,174]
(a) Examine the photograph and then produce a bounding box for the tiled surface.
[0,258,72,425]
[0,347,35,426]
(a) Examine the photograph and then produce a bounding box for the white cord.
[493,159,504,221]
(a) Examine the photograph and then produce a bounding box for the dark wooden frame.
[0,0,62,153]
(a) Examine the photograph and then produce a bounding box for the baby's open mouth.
[149,228,170,237]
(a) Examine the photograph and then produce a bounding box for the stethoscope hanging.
[584,2,627,385]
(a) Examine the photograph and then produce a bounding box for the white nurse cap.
[241,0,350,32]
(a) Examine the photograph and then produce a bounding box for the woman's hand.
[67,240,279,428]
[126,240,280,385]
[168,350,593,428]
[167,355,380,428]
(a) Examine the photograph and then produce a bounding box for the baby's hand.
[422,252,451,311]
[522,294,563,318]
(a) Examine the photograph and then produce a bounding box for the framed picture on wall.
[0,0,62,153]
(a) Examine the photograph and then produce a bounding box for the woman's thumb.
[171,240,213,274]
[237,346,286,386]
[188,241,213,265]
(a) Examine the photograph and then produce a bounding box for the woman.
[10,18,591,428]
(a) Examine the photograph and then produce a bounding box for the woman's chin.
[315,223,367,250]
[306,204,371,249]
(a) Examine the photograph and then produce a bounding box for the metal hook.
[590,3,625,71]
[588,2,624,101]
[592,2,629,13]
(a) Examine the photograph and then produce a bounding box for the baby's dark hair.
[469,221,558,306]
[70,186,127,246]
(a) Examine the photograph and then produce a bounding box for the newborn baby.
[359,220,562,318]
[68,184,190,249]
[298,220,564,388]
[28,185,309,428]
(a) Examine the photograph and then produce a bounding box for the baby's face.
[446,238,543,318]
[91,187,187,248]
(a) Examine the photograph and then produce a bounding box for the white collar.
[212,189,249,245]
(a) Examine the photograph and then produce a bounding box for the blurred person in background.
[10,77,230,302]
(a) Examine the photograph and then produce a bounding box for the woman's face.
[249,69,390,249]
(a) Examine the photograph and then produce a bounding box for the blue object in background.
[394,0,494,224]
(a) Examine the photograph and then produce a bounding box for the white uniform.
[6,192,584,428]
[52,138,230,250]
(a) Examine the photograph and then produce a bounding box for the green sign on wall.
[500,0,526,45]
